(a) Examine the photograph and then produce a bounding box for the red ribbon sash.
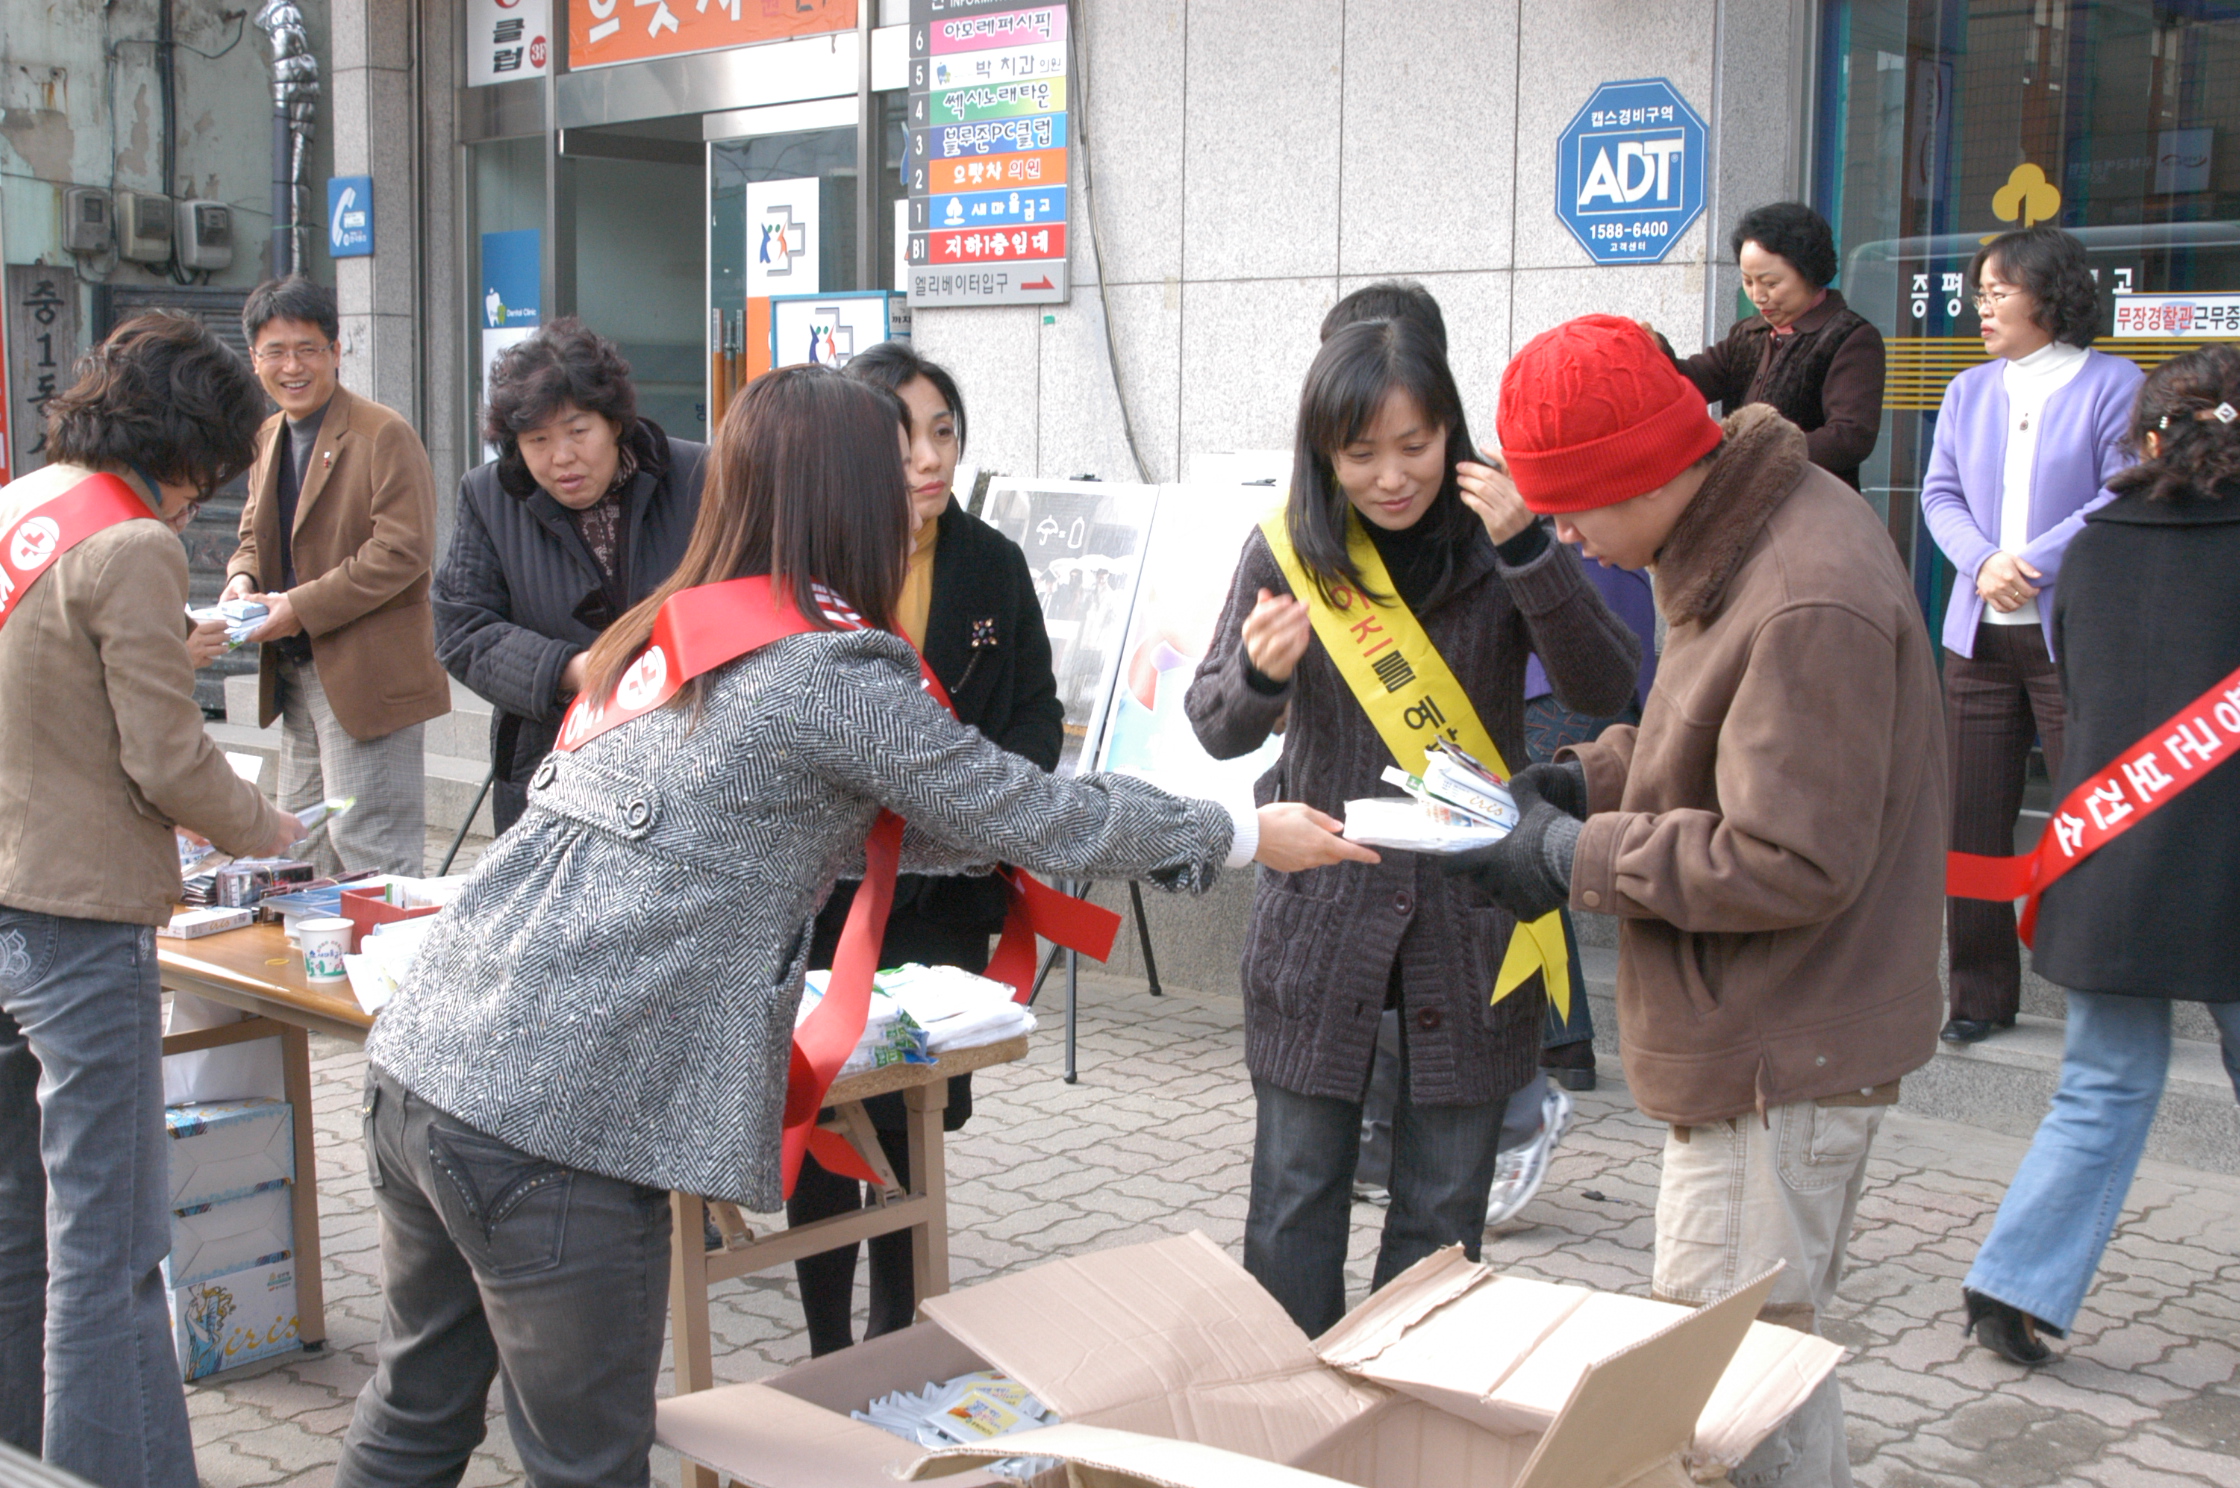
[554,576,1119,1194]
[0,473,151,634]
[1949,662,2240,945]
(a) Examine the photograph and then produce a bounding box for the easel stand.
[1027,880,1163,1084]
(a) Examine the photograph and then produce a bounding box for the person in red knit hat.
[1449,314,1948,1488]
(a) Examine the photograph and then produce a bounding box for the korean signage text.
[467,0,550,85]
[5,266,81,479]
[567,0,853,71]
[906,0,1071,306]
[2111,292,2240,339]
[1554,78,1707,266]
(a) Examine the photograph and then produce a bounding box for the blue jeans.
[1965,992,2240,1334]
[0,909,196,1488]
[1247,1027,1511,1337]
[335,1065,673,1488]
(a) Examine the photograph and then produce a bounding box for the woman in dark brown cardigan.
[1679,201,1885,490]
[1185,318,1640,1335]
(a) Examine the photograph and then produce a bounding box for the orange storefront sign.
[567,0,856,70]
[928,147,1067,194]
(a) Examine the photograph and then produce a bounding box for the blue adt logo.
[1555,79,1707,266]
[328,176,373,259]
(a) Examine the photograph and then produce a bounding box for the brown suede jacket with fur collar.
[1562,406,1949,1125]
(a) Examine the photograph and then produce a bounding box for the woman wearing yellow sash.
[1186,317,1642,1334]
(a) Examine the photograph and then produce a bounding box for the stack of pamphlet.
[1344,740,1522,854]
[184,599,270,649]
[853,1370,1059,1482]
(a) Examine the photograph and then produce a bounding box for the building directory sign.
[905,0,1071,307]
[1554,78,1708,266]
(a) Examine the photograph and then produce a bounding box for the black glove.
[1511,758,1589,820]
[1439,779,1581,923]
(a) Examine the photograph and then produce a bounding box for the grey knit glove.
[1512,758,1589,820]
[1439,780,1580,923]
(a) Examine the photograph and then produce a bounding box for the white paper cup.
[298,917,354,985]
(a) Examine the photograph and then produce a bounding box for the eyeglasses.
[1971,288,2022,313]
[252,341,333,367]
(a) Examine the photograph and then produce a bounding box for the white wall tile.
[1182,0,1343,282]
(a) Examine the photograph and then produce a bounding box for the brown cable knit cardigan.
[1186,522,1641,1107]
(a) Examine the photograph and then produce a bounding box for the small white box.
[165,1099,294,1209]
[165,1182,293,1289]
[160,907,254,939]
[171,1257,298,1381]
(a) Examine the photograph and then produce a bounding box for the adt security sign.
[1555,79,1706,265]
[328,176,373,259]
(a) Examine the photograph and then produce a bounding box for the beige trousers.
[1654,1100,1884,1488]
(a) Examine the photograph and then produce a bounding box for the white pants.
[275,656,427,878]
[1655,1100,1884,1488]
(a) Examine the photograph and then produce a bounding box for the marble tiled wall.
[915,0,1816,485]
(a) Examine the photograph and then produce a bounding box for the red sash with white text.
[1949,662,2240,943]
[0,473,152,634]
[554,575,1119,1194]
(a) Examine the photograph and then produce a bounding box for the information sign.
[465,0,550,86]
[2111,292,2240,339]
[1554,78,1707,266]
[5,265,80,479]
[327,177,373,259]
[769,291,907,371]
[906,0,1071,306]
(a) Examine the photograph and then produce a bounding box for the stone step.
[1577,945,2239,1176]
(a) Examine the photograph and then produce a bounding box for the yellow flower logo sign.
[1992,164,2062,229]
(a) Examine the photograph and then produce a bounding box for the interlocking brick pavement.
[182,973,2240,1487]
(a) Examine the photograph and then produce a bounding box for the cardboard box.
[170,1257,299,1381]
[165,1098,294,1209]
[657,1234,1840,1488]
[164,1182,293,1289]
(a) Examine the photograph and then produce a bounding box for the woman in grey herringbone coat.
[334,368,1375,1488]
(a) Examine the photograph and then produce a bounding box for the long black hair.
[1285,317,1480,609]
[583,366,911,702]
[843,340,968,454]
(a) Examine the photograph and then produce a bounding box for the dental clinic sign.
[1555,78,1707,265]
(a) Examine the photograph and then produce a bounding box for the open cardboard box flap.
[919,1231,1384,1466]
[1314,1248,1842,1473]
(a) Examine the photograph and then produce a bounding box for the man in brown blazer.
[224,277,452,876]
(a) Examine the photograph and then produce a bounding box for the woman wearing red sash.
[334,367,1370,1488]
[1186,318,1642,1337]
[1,315,299,1488]
[1961,346,2240,1366]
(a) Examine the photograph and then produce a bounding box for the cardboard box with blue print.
[165,1098,295,1209]
[657,1232,1844,1488]
[171,1258,299,1382]
[164,1182,294,1290]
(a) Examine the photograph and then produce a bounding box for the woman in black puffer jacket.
[433,320,707,831]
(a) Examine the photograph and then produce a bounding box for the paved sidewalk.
[185,974,2240,1488]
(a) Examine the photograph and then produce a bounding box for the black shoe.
[1541,1042,1596,1091]
[1941,1016,2017,1044]
[1548,1066,1596,1091]
[1963,1288,2055,1365]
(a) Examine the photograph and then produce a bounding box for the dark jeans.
[1944,623,2067,1023]
[787,1115,918,1357]
[335,1065,672,1488]
[1246,1027,1509,1337]
[0,909,195,1488]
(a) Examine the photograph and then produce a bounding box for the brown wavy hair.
[1968,227,2102,348]
[43,312,265,492]
[2110,344,2240,504]
[581,365,911,703]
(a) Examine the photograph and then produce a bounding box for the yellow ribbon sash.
[1258,510,1572,1018]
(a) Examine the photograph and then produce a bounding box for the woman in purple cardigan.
[1919,226,2142,1044]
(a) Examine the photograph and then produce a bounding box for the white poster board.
[1094,483,1287,797]
[979,478,1156,775]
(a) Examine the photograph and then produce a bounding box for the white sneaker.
[1484,1084,1574,1228]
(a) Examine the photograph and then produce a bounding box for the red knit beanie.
[1496,314,1722,513]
